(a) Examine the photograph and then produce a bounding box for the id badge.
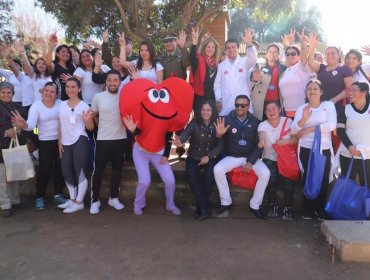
[239,140,246,146]
[69,115,76,124]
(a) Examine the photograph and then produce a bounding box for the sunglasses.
[235,103,249,108]
[286,52,297,57]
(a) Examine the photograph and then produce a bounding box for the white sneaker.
[90,200,101,215]
[108,197,124,210]
[58,199,72,209]
[63,202,84,214]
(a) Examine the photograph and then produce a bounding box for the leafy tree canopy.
[229,0,323,43]
[36,0,239,48]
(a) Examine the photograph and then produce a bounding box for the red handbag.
[272,118,300,181]
[227,167,257,190]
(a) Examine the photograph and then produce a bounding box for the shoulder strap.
[359,67,370,84]
[279,117,290,139]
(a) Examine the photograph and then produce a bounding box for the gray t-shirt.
[91,91,127,140]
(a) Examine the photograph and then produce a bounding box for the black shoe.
[197,208,209,221]
[12,203,25,210]
[249,207,266,219]
[267,202,278,218]
[217,204,232,214]
[2,208,12,217]
[176,147,186,159]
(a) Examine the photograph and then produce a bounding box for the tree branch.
[196,1,227,27]
[113,0,142,42]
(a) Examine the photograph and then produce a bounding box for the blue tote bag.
[303,125,327,199]
[325,157,369,220]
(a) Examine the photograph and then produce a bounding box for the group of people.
[0,26,369,222]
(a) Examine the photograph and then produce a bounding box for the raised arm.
[177,30,190,67]
[118,32,135,69]
[307,33,321,73]
[45,33,58,73]
[13,41,33,77]
[297,28,309,67]
[241,27,257,68]
[101,30,113,68]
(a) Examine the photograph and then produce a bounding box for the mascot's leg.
[151,156,181,215]
[132,143,151,215]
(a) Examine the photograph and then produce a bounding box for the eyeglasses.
[235,103,249,108]
[350,89,362,92]
[286,52,297,57]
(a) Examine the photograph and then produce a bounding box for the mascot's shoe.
[167,206,181,215]
[134,207,143,216]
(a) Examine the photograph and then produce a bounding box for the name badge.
[239,140,247,146]
[69,115,76,124]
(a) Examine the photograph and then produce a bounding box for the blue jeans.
[186,157,218,212]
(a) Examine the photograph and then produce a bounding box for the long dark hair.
[53,44,74,69]
[345,49,362,73]
[33,57,51,80]
[195,99,218,126]
[78,49,93,71]
[136,40,157,70]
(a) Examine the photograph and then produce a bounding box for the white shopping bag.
[2,132,35,181]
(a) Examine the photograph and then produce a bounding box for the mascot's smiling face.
[120,77,194,133]
[141,87,177,120]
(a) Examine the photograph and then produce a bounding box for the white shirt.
[354,63,370,87]
[59,100,89,145]
[291,101,337,149]
[0,68,23,102]
[279,61,311,112]
[132,60,164,84]
[340,103,370,159]
[74,67,108,105]
[17,73,34,106]
[258,117,293,161]
[214,47,257,116]
[91,90,127,140]
[32,75,52,102]
[25,100,60,141]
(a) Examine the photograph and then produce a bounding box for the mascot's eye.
[148,89,160,103]
[159,89,170,103]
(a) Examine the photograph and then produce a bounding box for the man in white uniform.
[214,28,258,116]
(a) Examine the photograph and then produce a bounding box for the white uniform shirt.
[291,101,337,150]
[32,75,52,102]
[279,61,311,112]
[258,117,293,161]
[25,100,60,141]
[59,100,89,145]
[214,47,257,116]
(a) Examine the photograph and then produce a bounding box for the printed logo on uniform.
[239,68,243,72]
[332,70,338,76]
[232,128,237,133]
[224,70,229,75]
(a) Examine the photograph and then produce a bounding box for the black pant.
[299,147,331,215]
[91,139,127,202]
[185,156,217,212]
[340,155,370,186]
[37,140,64,198]
[263,158,294,207]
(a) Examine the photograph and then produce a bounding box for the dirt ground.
[1,197,370,280]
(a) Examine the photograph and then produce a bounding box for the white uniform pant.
[214,156,270,209]
[0,163,20,210]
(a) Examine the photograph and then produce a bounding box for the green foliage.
[229,0,323,43]
[36,0,233,49]
[0,0,14,44]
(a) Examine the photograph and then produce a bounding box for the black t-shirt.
[52,62,76,100]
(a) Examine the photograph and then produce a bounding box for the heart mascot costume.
[120,77,193,215]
